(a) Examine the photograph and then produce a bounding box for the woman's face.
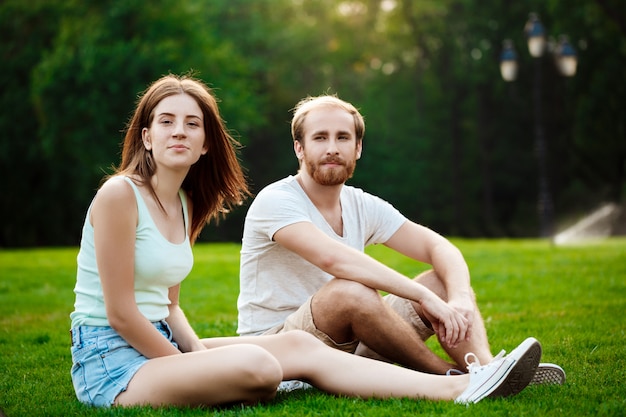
[142,93,208,172]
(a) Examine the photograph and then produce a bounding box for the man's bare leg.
[311,278,456,374]
[412,270,493,368]
[355,270,494,374]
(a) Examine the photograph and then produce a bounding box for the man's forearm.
[430,241,472,300]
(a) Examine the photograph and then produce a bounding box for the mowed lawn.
[0,238,624,416]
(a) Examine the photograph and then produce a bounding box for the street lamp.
[524,12,546,58]
[499,13,578,238]
[555,35,578,77]
[499,39,518,82]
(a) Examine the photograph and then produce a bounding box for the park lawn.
[0,238,624,416]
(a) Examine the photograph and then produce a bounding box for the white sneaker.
[277,380,313,393]
[530,363,566,385]
[455,337,542,404]
[451,361,565,385]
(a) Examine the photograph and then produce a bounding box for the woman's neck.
[150,171,186,207]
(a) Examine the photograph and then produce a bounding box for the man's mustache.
[320,157,346,165]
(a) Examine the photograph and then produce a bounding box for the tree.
[2,0,262,246]
[1,0,624,245]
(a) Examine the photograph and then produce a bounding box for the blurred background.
[1,0,624,247]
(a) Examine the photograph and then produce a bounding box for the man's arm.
[273,222,419,296]
[383,221,476,328]
[273,221,469,346]
[383,221,472,299]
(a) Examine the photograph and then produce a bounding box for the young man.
[237,95,564,385]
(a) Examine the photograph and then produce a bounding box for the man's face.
[295,107,362,186]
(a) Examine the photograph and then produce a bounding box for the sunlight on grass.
[0,238,624,416]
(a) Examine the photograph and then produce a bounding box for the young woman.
[69,74,541,408]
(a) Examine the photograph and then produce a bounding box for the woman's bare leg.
[202,331,468,401]
[115,344,282,407]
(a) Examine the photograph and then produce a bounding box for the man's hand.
[448,294,476,335]
[419,292,470,349]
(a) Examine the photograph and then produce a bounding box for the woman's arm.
[166,284,206,353]
[92,177,181,358]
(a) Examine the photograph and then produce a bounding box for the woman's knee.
[230,345,283,395]
[280,329,324,352]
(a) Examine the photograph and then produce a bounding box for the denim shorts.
[70,320,178,407]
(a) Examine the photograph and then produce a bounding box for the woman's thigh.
[201,331,325,381]
[115,344,283,408]
[70,322,177,407]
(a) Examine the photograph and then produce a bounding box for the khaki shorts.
[263,293,435,356]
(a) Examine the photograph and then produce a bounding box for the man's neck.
[295,172,343,211]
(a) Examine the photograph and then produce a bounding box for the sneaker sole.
[488,338,542,398]
[530,363,566,385]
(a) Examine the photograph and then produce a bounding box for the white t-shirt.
[237,175,407,335]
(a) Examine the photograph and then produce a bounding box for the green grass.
[1,238,625,416]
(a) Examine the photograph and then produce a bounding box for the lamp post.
[500,13,578,238]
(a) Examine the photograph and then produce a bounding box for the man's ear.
[294,140,304,160]
[356,140,363,160]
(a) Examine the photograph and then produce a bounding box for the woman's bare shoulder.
[92,176,136,211]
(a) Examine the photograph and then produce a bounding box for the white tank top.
[71,176,193,327]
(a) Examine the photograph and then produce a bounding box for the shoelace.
[464,349,506,372]
[493,349,506,361]
[446,350,508,376]
[446,368,465,376]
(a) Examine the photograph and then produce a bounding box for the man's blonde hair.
[290,95,365,143]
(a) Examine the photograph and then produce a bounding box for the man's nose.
[326,138,339,153]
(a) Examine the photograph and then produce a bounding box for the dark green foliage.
[1,0,624,246]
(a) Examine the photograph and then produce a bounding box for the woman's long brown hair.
[115,74,250,242]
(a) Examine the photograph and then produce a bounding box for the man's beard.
[306,156,356,186]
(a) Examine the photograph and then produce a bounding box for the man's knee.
[414,270,477,303]
[316,278,381,310]
[311,279,386,331]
